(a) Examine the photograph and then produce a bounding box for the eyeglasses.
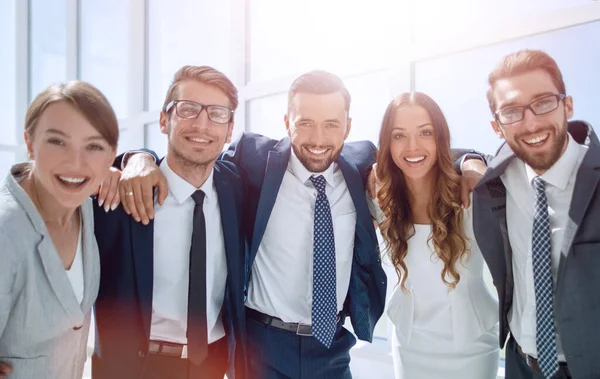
[494,94,566,125]
[164,100,234,124]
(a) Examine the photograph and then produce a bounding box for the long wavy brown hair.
[376,92,469,291]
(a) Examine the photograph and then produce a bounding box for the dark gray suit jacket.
[472,120,600,378]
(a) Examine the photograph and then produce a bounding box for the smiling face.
[25,101,116,209]
[389,105,438,182]
[160,80,234,169]
[490,69,572,174]
[285,91,351,173]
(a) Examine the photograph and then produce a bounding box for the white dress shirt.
[150,159,227,344]
[501,134,588,360]
[245,150,357,324]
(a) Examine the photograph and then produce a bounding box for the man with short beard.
[119,70,487,378]
[92,66,247,379]
[473,49,600,379]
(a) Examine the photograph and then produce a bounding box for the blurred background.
[1,0,599,378]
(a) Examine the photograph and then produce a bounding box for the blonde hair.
[162,65,239,112]
[25,81,119,148]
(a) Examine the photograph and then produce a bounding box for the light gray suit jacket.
[473,121,600,378]
[0,164,100,379]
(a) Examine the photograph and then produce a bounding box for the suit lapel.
[80,199,100,315]
[37,233,85,326]
[213,164,239,295]
[336,154,373,251]
[6,171,86,326]
[250,139,290,264]
[558,139,600,281]
[131,216,154,340]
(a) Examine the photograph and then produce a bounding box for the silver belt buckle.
[296,322,312,337]
[181,345,188,359]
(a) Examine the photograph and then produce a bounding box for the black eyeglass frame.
[164,99,235,124]
[494,93,567,126]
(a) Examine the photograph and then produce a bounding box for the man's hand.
[95,167,122,212]
[0,362,13,378]
[119,153,168,225]
[460,158,487,208]
[367,163,378,199]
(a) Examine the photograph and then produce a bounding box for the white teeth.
[189,137,210,143]
[405,156,425,163]
[308,148,327,155]
[59,176,85,184]
[525,134,548,144]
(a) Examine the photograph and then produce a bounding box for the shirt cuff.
[121,150,157,170]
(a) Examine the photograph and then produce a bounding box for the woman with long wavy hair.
[372,92,499,378]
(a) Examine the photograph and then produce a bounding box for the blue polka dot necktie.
[310,175,337,348]
[531,177,559,378]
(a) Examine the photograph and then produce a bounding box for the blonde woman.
[0,81,118,379]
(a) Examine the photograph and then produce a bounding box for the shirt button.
[138,351,145,358]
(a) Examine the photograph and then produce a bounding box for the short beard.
[510,119,568,172]
[292,144,341,173]
[169,139,214,172]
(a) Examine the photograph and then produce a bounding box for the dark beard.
[292,144,342,173]
[510,119,568,172]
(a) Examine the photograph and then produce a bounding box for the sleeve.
[220,133,245,166]
[114,148,159,170]
[0,234,18,338]
[451,148,494,174]
[365,188,386,225]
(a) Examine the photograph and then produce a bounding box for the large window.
[29,0,67,99]
[412,0,593,52]
[147,0,233,111]
[249,0,403,83]
[0,0,17,146]
[80,0,131,118]
[247,93,289,139]
[415,21,600,155]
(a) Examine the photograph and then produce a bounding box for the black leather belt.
[247,308,340,337]
[516,343,571,378]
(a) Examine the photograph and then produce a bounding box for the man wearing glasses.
[92,66,247,379]
[473,49,600,379]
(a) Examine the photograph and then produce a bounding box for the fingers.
[141,181,155,221]
[0,362,13,376]
[132,180,150,225]
[104,168,121,212]
[119,180,133,216]
[367,169,377,198]
[97,178,110,208]
[460,179,471,208]
[156,175,169,206]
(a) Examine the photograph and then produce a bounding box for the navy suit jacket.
[221,132,387,342]
[91,159,247,379]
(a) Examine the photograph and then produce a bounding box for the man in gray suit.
[473,49,600,379]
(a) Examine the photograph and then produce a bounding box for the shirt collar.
[160,158,215,205]
[288,148,336,187]
[525,133,579,191]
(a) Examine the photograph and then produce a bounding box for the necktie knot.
[310,175,327,195]
[532,176,546,193]
[191,190,205,206]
